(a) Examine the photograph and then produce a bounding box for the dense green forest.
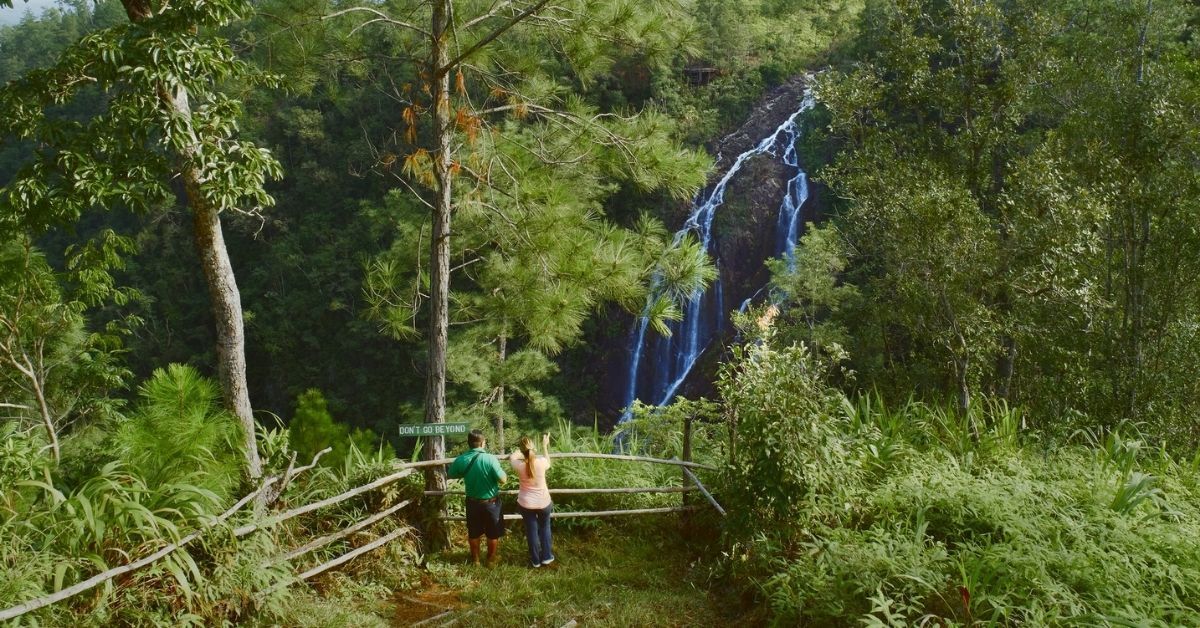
[3,0,1200,625]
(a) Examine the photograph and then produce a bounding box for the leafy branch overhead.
[0,0,280,234]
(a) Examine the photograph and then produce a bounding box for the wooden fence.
[0,440,723,621]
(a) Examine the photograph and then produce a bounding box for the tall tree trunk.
[994,335,1016,400]
[955,354,971,419]
[191,196,262,479]
[422,0,453,551]
[1125,0,1153,420]
[940,292,972,420]
[495,332,506,453]
[121,0,262,479]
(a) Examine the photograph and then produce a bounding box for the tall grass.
[1,365,422,626]
[715,340,1200,625]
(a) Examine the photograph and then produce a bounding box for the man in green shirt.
[447,429,508,566]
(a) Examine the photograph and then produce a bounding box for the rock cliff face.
[580,76,827,427]
[706,76,822,307]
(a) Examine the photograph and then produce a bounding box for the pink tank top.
[508,452,552,509]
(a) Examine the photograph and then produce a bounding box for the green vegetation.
[3,0,1200,625]
[288,388,392,470]
[0,387,420,624]
[809,0,1200,435]
[118,364,245,500]
[717,332,1200,625]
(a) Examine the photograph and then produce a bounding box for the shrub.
[714,339,1200,625]
[118,364,243,500]
[289,388,392,470]
[716,338,860,532]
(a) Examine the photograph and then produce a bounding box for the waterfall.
[773,122,810,272]
[618,88,816,423]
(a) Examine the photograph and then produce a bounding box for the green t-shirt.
[447,448,506,500]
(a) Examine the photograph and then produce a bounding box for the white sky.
[0,0,62,26]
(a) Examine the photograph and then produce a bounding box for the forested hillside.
[3,0,1200,625]
[0,0,859,445]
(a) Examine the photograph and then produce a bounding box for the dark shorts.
[466,497,505,540]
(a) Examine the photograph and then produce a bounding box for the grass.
[396,519,738,627]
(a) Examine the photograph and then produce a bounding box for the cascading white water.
[774,118,810,272]
[619,89,816,422]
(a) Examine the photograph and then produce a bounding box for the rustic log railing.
[442,505,704,522]
[431,447,723,521]
[1,429,724,622]
[425,486,698,496]
[682,466,726,517]
[0,476,280,622]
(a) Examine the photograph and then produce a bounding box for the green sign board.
[398,422,469,437]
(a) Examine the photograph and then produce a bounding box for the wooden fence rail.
[234,468,414,537]
[262,524,414,596]
[402,452,716,471]
[0,476,279,622]
[442,505,702,521]
[270,499,413,565]
[1,446,721,622]
[424,486,698,496]
[682,467,726,517]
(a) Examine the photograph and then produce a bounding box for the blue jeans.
[517,503,553,566]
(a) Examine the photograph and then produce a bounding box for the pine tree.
[321,0,714,546]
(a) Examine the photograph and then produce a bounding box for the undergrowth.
[716,338,1200,626]
[426,519,733,627]
[0,365,422,627]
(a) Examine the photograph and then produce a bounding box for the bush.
[714,338,1200,625]
[118,364,244,500]
[717,338,859,532]
[288,388,393,469]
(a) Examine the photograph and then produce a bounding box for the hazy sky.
[0,0,61,26]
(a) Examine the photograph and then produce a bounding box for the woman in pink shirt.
[509,433,554,568]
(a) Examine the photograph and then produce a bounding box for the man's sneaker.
[540,557,555,567]
[530,562,541,569]
[486,554,500,568]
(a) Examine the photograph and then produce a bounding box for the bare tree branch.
[439,0,555,77]
[323,6,431,38]
[461,0,513,31]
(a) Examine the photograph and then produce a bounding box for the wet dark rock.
[575,76,827,429]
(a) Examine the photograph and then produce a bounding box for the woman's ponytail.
[518,436,536,479]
